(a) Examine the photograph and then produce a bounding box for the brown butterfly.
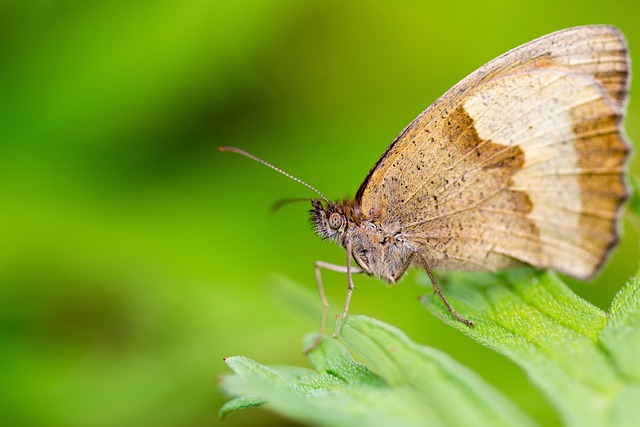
[221,25,630,348]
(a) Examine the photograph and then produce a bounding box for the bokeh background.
[1,1,638,426]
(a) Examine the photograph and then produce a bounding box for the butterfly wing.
[355,25,629,279]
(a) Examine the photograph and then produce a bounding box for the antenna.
[219,146,329,202]
[269,197,313,213]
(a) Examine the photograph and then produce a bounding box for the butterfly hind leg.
[417,253,474,327]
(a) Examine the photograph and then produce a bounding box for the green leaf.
[421,268,640,427]
[219,269,640,426]
[219,316,538,427]
[219,396,266,420]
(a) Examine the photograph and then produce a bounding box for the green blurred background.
[0,1,638,426]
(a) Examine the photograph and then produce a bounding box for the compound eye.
[328,212,343,230]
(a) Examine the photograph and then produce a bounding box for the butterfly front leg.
[303,241,363,353]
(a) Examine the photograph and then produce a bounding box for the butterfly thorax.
[310,198,416,283]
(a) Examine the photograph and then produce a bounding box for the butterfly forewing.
[355,25,630,279]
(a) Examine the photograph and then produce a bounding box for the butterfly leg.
[393,252,416,282]
[334,239,359,338]
[418,254,474,327]
[304,248,362,353]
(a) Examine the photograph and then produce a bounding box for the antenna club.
[219,146,244,154]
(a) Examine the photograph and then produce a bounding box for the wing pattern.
[355,25,629,278]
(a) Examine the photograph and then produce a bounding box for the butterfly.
[222,25,630,348]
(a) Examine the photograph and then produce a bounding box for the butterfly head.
[310,199,348,243]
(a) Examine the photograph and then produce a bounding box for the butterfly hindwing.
[355,25,629,278]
